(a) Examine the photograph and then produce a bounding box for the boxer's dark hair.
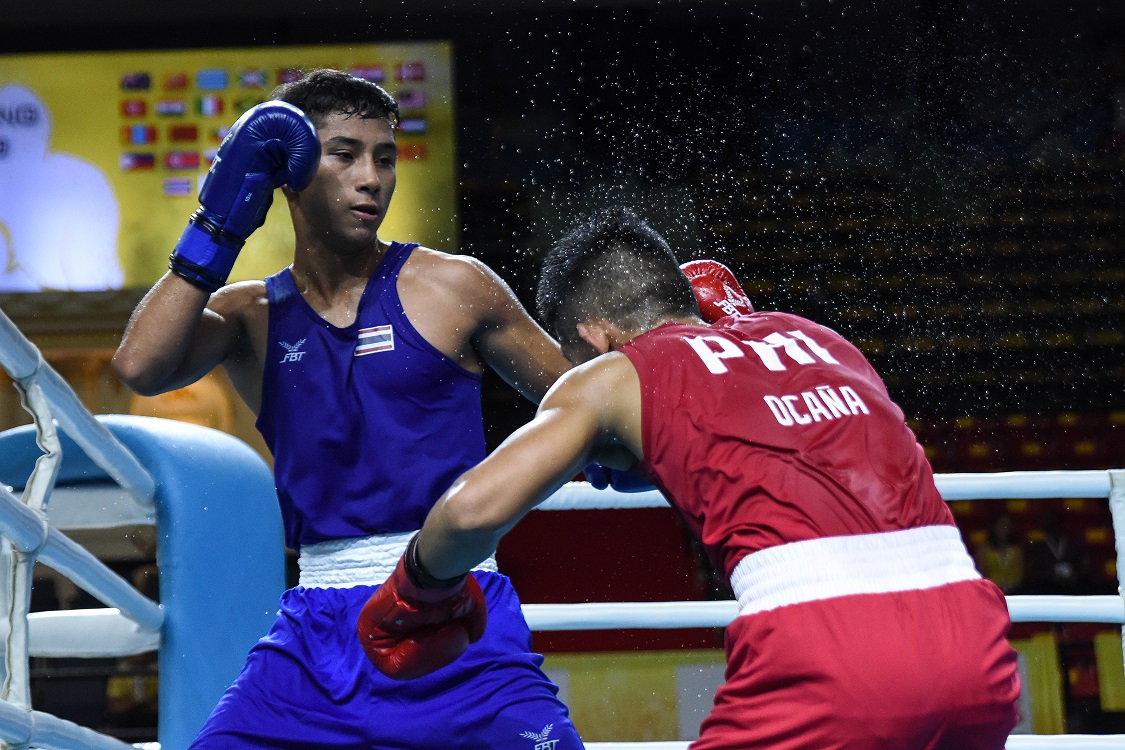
[537,207,699,347]
[272,68,399,128]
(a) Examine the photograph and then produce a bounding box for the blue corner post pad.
[0,414,285,750]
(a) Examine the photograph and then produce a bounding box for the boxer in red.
[359,207,1021,748]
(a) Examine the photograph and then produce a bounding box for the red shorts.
[692,578,1020,750]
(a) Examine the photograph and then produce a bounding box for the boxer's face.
[291,112,397,251]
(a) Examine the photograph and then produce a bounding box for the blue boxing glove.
[169,101,319,292]
[584,463,656,493]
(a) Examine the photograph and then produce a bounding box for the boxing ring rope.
[0,309,160,750]
[534,475,1125,750]
[583,741,1125,750]
[0,314,155,503]
[0,307,286,750]
[0,300,1120,749]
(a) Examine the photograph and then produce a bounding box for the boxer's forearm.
[416,385,603,580]
[416,434,589,579]
[415,499,505,582]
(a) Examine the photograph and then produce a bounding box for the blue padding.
[0,415,285,750]
[0,424,106,490]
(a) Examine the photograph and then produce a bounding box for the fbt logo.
[684,329,839,375]
[279,338,306,363]
[521,724,558,750]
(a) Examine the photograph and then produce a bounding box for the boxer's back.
[621,311,954,577]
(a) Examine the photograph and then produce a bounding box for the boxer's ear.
[576,321,612,355]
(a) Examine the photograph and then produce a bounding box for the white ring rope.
[0,301,1119,747]
[0,312,154,504]
[535,473,1125,750]
[539,471,1118,512]
[585,739,1125,750]
[531,476,1125,627]
[28,609,159,659]
[522,595,1125,631]
[0,308,157,750]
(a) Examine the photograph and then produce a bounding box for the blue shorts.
[191,571,583,749]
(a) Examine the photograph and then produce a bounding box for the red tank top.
[621,312,954,578]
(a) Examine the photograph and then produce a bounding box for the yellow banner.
[0,42,456,291]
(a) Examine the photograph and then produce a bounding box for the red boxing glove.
[680,259,754,323]
[357,535,487,681]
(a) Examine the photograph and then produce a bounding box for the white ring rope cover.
[0,322,1118,750]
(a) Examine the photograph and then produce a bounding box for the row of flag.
[161,177,196,197]
[122,90,425,120]
[119,63,426,92]
[121,122,430,169]
[121,123,230,146]
[120,151,214,171]
[120,96,243,118]
[123,137,430,179]
[121,117,425,148]
[130,145,428,200]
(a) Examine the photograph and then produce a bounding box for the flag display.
[121,124,157,145]
[238,68,267,88]
[162,177,193,196]
[196,69,228,90]
[119,99,147,117]
[119,152,155,170]
[355,325,395,356]
[155,99,186,116]
[0,41,455,290]
[119,72,151,90]
[163,72,189,90]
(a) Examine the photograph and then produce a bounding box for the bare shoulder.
[207,280,267,320]
[207,279,267,310]
[402,247,505,298]
[542,352,643,460]
[206,279,269,353]
[544,352,639,412]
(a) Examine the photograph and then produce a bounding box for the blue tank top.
[257,241,486,550]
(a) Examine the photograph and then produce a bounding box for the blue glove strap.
[584,464,656,493]
[169,219,244,293]
[584,463,610,490]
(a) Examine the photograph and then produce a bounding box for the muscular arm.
[466,259,573,403]
[111,273,252,397]
[415,353,643,580]
[398,251,570,403]
[113,101,316,400]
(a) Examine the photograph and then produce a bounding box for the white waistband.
[730,525,980,617]
[298,532,499,588]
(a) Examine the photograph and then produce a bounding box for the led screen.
[0,41,456,291]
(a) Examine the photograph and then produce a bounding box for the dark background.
[7,0,1123,434]
[9,0,1125,736]
[10,0,1125,611]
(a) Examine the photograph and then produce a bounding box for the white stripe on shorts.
[730,525,981,617]
[298,531,499,588]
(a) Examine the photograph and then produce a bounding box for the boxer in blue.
[113,69,583,749]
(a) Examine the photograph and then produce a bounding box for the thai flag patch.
[355,325,394,356]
